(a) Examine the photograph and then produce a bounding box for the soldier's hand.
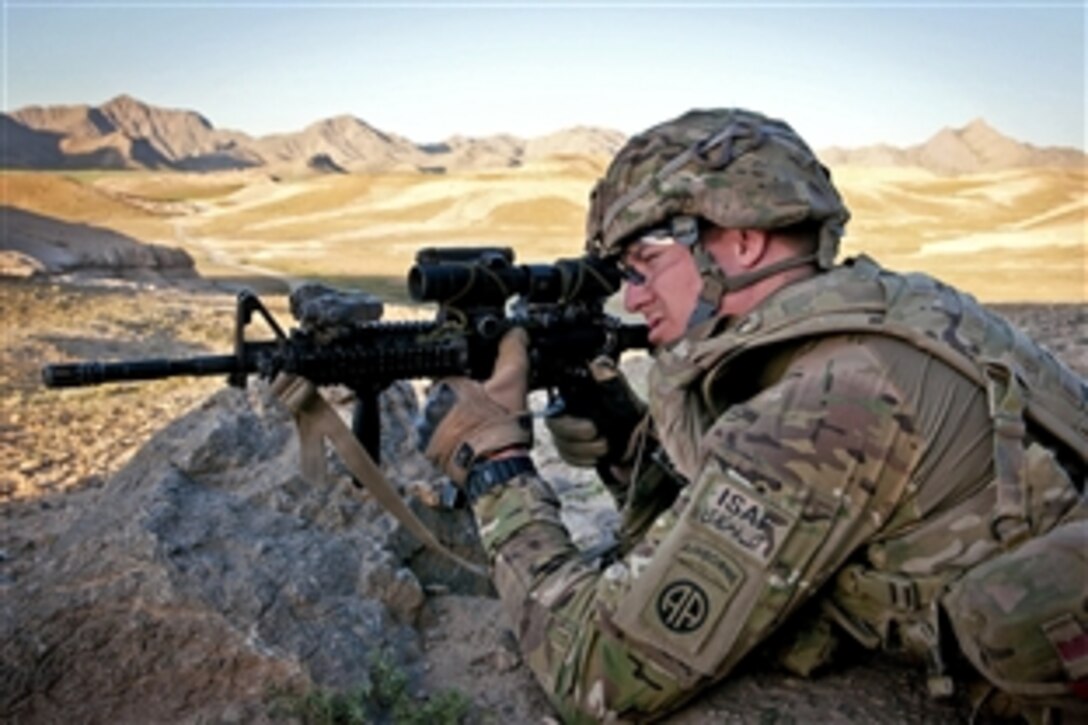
[547,356,647,470]
[417,328,532,486]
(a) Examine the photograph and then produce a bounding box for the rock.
[306,153,348,174]
[0,250,46,279]
[17,458,41,475]
[0,382,479,722]
[379,381,493,597]
[1,206,197,281]
[364,553,426,624]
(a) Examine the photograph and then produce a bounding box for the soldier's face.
[621,241,701,346]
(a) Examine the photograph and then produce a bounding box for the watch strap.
[465,456,536,504]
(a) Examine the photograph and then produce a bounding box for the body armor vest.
[648,255,1087,703]
[652,256,1086,474]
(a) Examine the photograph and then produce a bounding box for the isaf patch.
[694,469,796,564]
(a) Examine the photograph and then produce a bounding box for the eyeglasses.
[616,216,700,286]
[618,261,648,285]
[618,242,692,287]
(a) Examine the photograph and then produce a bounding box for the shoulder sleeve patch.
[613,542,746,679]
[692,467,797,565]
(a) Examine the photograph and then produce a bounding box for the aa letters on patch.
[694,472,796,565]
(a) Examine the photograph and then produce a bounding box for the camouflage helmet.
[585,108,850,268]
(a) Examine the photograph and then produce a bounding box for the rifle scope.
[408,251,621,309]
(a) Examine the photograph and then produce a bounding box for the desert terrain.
[1,160,1085,723]
[6,155,1083,300]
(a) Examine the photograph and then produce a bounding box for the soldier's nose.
[623,280,652,314]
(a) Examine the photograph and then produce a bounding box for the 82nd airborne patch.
[656,579,710,633]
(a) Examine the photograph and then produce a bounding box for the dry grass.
[145,167,598,290]
[486,196,586,229]
[1,173,128,219]
[3,164,1083,302]
[2,172,171,240]
[834,166,1085,301]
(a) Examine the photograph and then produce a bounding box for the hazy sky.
[3,1,1084,149]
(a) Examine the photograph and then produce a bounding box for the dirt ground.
[1,278,236,499]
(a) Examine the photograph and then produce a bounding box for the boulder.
[1,206,197,281]
[0,382,484,722]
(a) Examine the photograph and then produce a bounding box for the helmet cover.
[586,108,850,268]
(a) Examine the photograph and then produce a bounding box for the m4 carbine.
[42,247,649,463]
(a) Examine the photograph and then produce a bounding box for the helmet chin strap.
[685,241,818,332]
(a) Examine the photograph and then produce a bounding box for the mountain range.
[819,119,1085,175]
[1,95,1084,175]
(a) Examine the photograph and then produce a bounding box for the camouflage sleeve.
[615,447,685,555]
[471,339,921,721]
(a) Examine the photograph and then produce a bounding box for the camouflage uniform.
[465,110,1088,722]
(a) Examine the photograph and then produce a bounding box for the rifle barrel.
[42,355,245,388]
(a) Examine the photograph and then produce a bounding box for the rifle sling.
[270,373,487,578]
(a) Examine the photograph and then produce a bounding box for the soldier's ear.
[707,227,769,270]
[734,229,771,267]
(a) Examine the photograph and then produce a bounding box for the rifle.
[42,247,649,464]
[43,247,648,572]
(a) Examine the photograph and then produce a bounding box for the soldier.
[417,109,1088,722]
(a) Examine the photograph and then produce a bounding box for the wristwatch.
[465,456,536,504]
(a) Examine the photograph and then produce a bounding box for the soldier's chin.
[648,322,680,347]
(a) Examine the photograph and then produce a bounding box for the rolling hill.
[1,95,626,173]
[820,118,1084,174]
[4,95,1082,175]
